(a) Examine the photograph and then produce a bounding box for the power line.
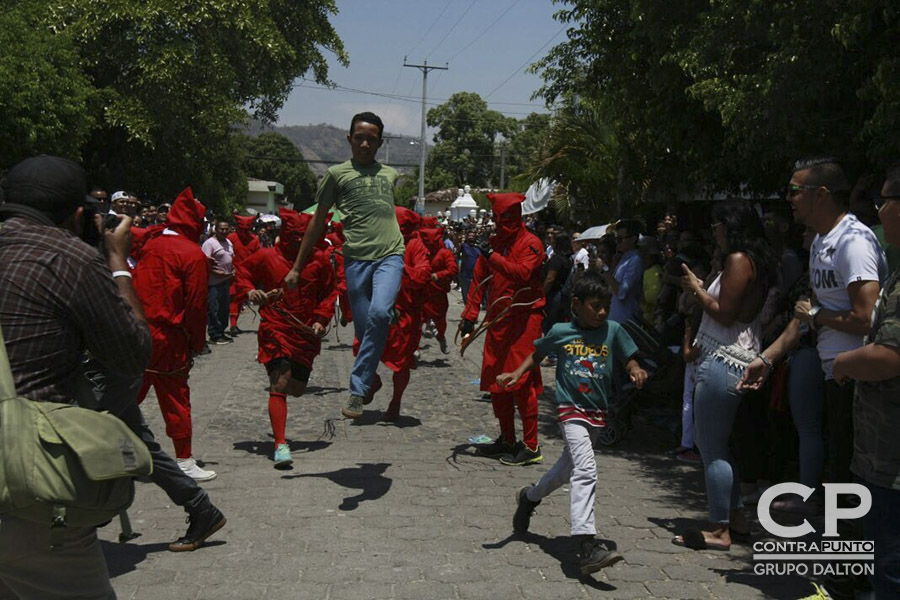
[426,0,478,59]
[405,0,453,58]
[444,0,520,64]
[291,81,546,111]
[485,24,567,100]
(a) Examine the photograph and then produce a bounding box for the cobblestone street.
[99,294,812,599]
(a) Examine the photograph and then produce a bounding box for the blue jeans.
[207,279,230,339]
[862,481,900,598]
[693,354,745,524]
[461,275,472,305]
[345,254,404,397]
[787,347,824,488]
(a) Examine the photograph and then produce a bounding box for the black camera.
[103,213,123,232]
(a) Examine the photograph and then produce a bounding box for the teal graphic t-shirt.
[534,320,638,426]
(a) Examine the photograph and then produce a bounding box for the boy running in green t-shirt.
[497,271,648,574]
[284,112,405,419]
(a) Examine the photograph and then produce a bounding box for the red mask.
[487,193,525,247]
[165,187,206,242]
[276,208,310,260]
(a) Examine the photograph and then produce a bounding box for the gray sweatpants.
[526,420,601,536]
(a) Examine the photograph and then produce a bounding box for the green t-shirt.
[316,160,404,261]
[534,320,639,426]
[852,267,900,490]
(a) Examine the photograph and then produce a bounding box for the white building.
[247,178,284,214]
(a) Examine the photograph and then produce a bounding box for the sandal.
[672,528,730,551]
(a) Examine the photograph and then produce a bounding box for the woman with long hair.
[674,199,776,550]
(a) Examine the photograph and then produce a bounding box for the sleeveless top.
[695,273,762,368]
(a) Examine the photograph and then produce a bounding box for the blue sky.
[277,0,565,136]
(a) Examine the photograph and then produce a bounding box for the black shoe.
[513,486,540,535]
[499,442,543,466]
[211,337,233,345]
[437,335,448,354]
[169,504,226,552]
[477,437,515,459]
[578,538,623,575]
[199,344,212,355]
[228,326,242,336]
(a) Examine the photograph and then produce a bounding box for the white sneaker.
[177,457,217,482]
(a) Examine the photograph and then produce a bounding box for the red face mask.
[492,204,522,246]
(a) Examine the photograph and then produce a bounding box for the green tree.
[534,0,900,200]
[41,0,346,207]
[526,103,622,225]
[241,132,318,211]
[505,112,552,190]
[0,2,98,168]
[425,92,516,189]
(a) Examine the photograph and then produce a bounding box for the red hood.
[419,227,443,254]
[422,216,439,228]
[233,213,257,243]
[395,206,421,243]
[488,192,525,247]
[277,207,311,260]
[165,187,206,242]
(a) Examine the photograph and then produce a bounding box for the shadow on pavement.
[416,357,450,368]
[304,385,347,397]
[350,410,422,428]
[101,540,174,577]
[283,462,392,511]
[481,534,617,590]
[232,439,331,459]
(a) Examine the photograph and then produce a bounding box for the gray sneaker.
[342,394,364,419]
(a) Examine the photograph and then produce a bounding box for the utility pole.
[499,143,508,189]
[404,57,448,215]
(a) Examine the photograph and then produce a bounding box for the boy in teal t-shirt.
[497,271,647,575]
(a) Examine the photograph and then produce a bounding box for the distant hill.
[248,121,428,177]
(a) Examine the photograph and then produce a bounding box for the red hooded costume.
[235,208,337,369]
[228,214,260,328]
[134,187,209,457]
[461,193,545,451]
[324,222,353,323]
[355,207,431,373]
[420,227,459,339]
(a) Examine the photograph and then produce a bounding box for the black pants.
[78,359,208,513]
[823,379,855,485]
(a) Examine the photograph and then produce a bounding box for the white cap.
[111,191,128,202]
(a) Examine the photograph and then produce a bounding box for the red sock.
[230,314,239,328]
[173,437,192,459]
[268,392,288,445]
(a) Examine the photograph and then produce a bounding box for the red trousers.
[492,382,539,450]
[137,373,192,446]
[423,292,449,338]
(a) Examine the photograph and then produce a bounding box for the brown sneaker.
[169,504,226,552]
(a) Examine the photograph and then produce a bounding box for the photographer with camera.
[0,155,150,599]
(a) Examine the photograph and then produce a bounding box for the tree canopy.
[425,92,516,189]
[4,0,346,214]
[533,0,900,212]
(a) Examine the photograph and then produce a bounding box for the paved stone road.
[99,293,813,599]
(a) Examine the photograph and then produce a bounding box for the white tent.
[578,224,612,241]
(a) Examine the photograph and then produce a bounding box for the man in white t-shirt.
[742,157,887,491]
[572,233,590,271]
